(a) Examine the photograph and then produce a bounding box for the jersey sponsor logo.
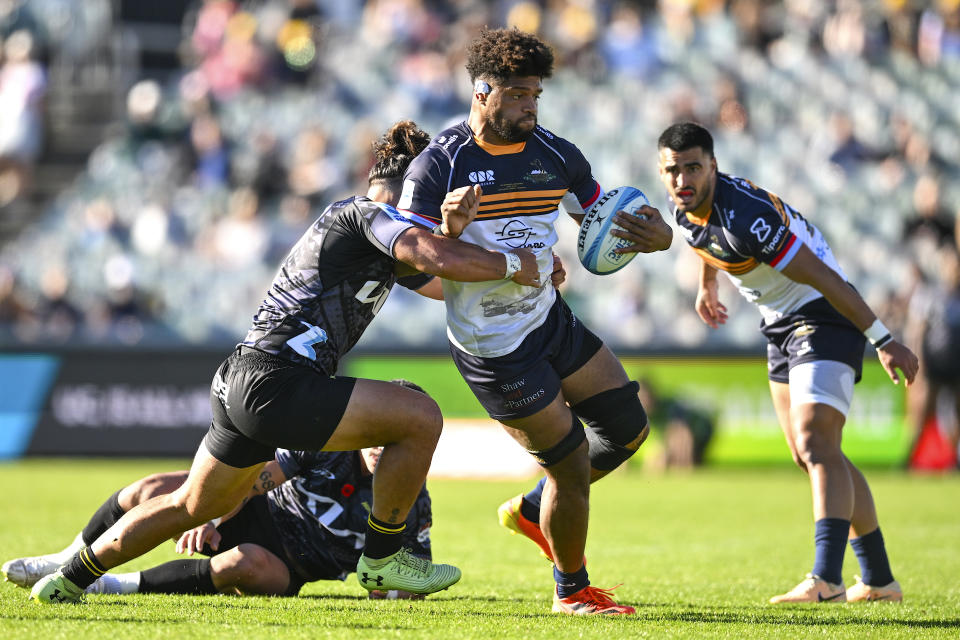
[796,339,813,356]
[750,218,772,242]
[495,220,544,249]
[441,134,459,149]
[762,224,787,253]
[468,169,495,184]
[523,159,556,184]
[397,179,416,210]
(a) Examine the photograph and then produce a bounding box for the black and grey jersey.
[268,449,432,582]
[240,196,432,375]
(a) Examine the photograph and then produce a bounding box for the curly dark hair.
[465,28,554,85]
[368,120,432,184]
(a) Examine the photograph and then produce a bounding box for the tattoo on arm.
[256,470,276,494]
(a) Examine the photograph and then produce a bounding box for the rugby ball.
[577,186,650,275]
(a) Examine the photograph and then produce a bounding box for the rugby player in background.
[399,28,673,615]
[657,122,917,603]
[29,121,540,605]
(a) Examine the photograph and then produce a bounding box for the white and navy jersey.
[268,449,432,582]
[674,173,846,323]
[241,196,432,375]
[399,121,602,357]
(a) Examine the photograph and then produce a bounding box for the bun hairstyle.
[368,120,431,185]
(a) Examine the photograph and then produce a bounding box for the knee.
[228,545,272,577]
[123,472,187,508]
[792,426,839,467]
[573,381,648,472]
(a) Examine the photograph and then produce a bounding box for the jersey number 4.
[355,280,389,315]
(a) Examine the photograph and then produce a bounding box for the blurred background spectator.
[0,0,957,355]
[637,378,716,470]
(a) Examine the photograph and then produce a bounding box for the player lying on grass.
[27,120,540,605]
[658,122,915,604]
[4,385,432,599]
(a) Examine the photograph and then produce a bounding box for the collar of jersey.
[684,199,713,226]
[473,135,526,155]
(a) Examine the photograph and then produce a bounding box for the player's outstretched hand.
[696,280,728,329]
[510,248,541,287]
[440,185,482,239]
[611,205,673,254]
[877,340,919,386]
[176,522,221,556]
[550,252,566,288]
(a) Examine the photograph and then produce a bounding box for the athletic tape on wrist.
[503,252,522,279]
[864,319,892,349]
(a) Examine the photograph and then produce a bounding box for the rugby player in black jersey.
[659,122,917,604]
[399,28,673,615]
[6,384,434,599]
[30,121,540,605]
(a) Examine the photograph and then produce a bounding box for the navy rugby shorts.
[450,295,603,421]
[761,297,866,384]
[203,347,356,468]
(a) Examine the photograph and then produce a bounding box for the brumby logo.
[469,169,495,183]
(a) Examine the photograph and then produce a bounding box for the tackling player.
[658,122,917,603]
[29,121,540,605]
[398,28,673,615]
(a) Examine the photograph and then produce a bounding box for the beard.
[488,112,536,143]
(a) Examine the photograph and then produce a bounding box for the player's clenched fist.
[508,248,541,287]
[439,185,482,238]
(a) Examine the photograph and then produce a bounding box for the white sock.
[86,572,141,595]
[49,532,86,564]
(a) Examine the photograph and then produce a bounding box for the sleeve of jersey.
[364,203,430,257]
[733,207,800,271]
[562,142,603,209]
[397,150,448,226]
[274,448,303,478]
[396,273,435,290]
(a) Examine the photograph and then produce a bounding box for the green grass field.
[1,459,958,639]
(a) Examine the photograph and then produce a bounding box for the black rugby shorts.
[204,348,356,468]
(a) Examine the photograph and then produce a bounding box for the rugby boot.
[2,555,61,588]
[552,584,636,615]
[846,576,902,603]
[356,547,460,595]
[30,570,84,604]
[769,573,846,604]
[497,494,554,561]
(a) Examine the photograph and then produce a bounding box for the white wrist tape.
[864,319,893,349]
[210,517,222,528]
[503,252,522,279]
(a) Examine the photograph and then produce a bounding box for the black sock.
[61,547,107,589]
[364,514,406,559]
[81,490,126,546]
[139,559,217,594]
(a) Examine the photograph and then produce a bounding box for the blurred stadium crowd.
[0,0,958,354]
